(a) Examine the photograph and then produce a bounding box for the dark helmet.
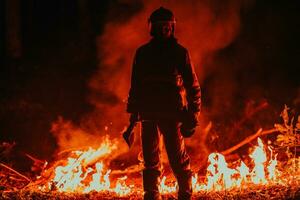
[148,7,176,36]
[149,7,176,23]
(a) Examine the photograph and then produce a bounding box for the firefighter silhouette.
[127,7,201,200]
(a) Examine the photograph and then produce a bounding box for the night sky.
[1,0,300,163]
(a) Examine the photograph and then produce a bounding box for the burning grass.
[0,106,299,199]
[1,184,300,199]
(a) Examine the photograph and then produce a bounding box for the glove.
[180,111,199,138]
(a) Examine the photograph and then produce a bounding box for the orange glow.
[38,136,298,196]
[156,137,295,194]
[41,136,133,196]
[158,176,177,194]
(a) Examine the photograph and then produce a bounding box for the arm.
[180,50,201,113]
[127,51,139,114]
[178,50,201,137]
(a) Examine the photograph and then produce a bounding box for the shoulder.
[173,41,189,55]
[135,42,152,55]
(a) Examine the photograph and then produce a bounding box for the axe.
[122,119,138,148]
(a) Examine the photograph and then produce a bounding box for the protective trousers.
[141,119,192,200]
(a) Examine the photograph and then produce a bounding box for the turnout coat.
[127,37,201,116]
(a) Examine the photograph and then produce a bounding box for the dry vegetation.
[1,184,300,200]
[1,106,299,199]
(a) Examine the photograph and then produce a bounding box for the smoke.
[87,0,245,126]
[52,0,255,164]
[82,0,251,164]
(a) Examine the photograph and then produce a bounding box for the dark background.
[1,0,300,160]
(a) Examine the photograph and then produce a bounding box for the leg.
[141,120,162,200]
[158,120,192,200]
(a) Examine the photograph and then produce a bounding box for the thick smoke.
[79,0,249,166]
[51,0,267,170]
[51,0,249,154]
[87,0,245,125]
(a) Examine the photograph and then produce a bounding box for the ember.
[2,0,299,199]
[37,136,283,196]
[0,107,299,199]
[36,136,133,196]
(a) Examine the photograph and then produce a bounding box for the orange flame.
[158,176,177,194]
[161,137,285,193]
[42,136,132,196]
[39,136,298,196]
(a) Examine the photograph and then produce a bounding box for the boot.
[143,169,161,200]
[177,170,192,200]
[144,191,161,200]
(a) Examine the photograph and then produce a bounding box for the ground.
[1,184,300,200]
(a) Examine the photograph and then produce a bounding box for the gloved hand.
[180,111,199,138]
[130,113,139,123]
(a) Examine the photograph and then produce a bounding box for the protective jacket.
[127,37,201,115]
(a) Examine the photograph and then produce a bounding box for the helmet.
[148,7,176,37]
[149,7,176,24]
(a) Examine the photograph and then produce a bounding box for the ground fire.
[2,0,299,199]
[0,106,299,199]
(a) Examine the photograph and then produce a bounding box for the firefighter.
[127,7,201,200]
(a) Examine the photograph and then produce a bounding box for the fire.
[158,176,177,194]
[40,136,287,196]
[36,106,300,198]
[250,138,267,184]
[41,136,133,196]
[165,137,284,193]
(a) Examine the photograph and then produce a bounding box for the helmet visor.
[150,20,176,26]
[149,20,175,38]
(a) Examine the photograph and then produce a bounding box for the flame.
[158,176,177,194]
[200,138,281,190]
[236,161,250,186]
[36,103,300,196]
[38,135,299,197]
[250,138,267,184]
[42,136,132,196]
[157,137,285,194]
